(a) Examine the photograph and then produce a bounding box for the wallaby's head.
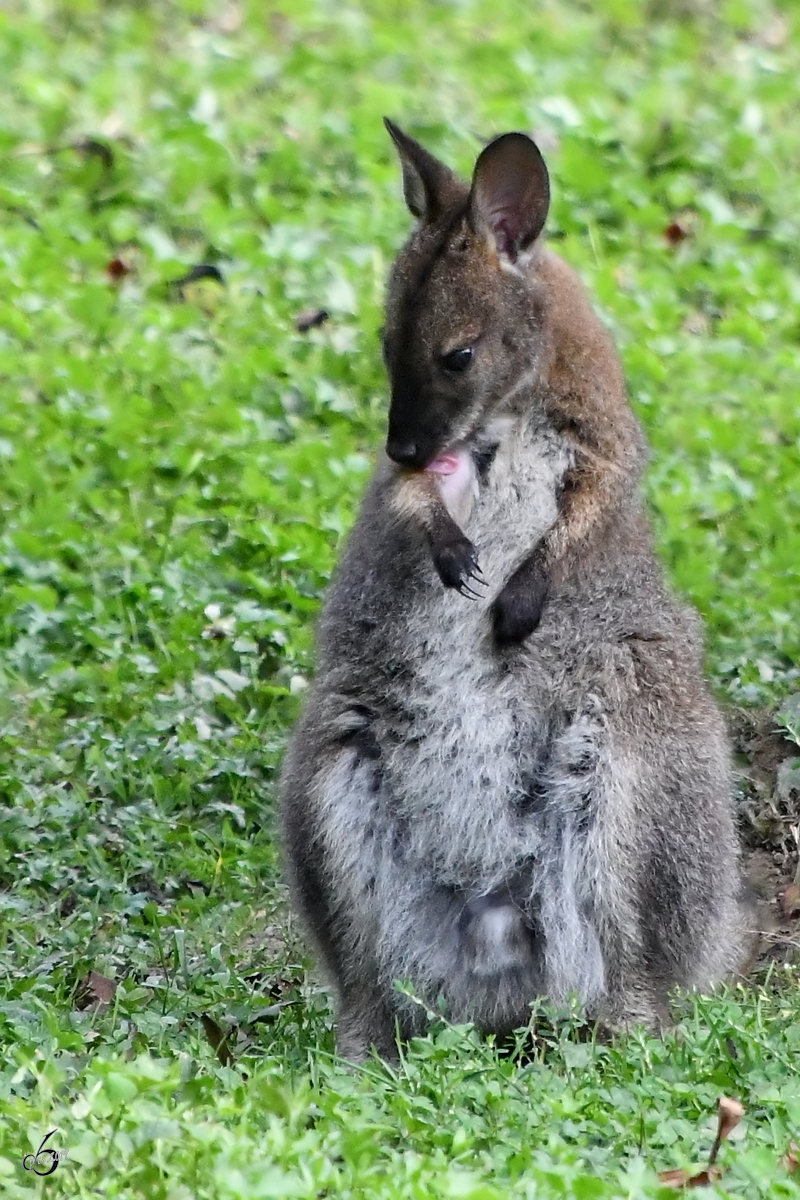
[382,120,551,470]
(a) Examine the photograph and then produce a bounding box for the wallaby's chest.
[375,420,573,883]
[464,417,570,584]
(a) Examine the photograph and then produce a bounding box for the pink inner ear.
[471,134,550,260]
[492,215,518,262]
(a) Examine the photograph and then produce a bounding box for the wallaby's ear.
[469,133,550,262]
[384,117,465,223]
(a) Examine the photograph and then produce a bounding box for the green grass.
[0,0,799,1196]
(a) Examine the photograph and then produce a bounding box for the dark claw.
[462,572,487,599]
[432,536,483,595]
[457,581,483,600]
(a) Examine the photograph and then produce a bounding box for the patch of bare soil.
[728,706,800,971]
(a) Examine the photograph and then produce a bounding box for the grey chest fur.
[376,418,573,887]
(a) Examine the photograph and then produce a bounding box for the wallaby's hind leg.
[534,671,745,1031]
[525,707,662,1026]
[281,716,400,1061]
[336,987,398,1062]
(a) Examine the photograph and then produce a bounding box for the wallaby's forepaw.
[433,537,486,599]
[492,556,549,643]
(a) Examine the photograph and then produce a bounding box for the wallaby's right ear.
[469,133,550,263]
[384,118,464,223]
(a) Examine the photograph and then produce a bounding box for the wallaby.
[279,119,754,1061]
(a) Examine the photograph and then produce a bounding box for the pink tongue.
[424,451,460,476]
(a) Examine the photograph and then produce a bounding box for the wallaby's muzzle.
[386,405,452,470]
[385,435,422,468]
[385,430,453,470]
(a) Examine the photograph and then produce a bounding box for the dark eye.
[441,346,474,373]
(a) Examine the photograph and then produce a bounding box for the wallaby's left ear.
[469,133,550,262]
[384,117,465,223]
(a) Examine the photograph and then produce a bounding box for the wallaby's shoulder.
[537,250,625,387]
[534,248,648,489]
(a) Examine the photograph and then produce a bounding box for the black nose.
[386,438,421,467]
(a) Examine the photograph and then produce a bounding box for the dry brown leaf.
[779,884,800,919]
[658,1096,745,1188]
[708,1096,745,1167]
[663,221,690,246]
[106,257,132,283]
[200,1013,236,1067]
[781,1143,799,1174]
[658,1167,693,1188]
[75,971,118,1010]
[688,1168,722,1187]
[658,1166,722,1189]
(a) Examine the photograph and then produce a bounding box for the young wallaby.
[279,120,754,1060]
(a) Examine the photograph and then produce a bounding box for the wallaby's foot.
[337,999,398,1063]
[599,987,670,1037]
[432,535,486,599]
[492,550,549,643]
